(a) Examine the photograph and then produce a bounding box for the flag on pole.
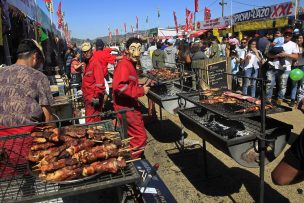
[124,22,127,33]
[194,0,199,12]
[109,32,112,41]
[204,7,211,21]
[136,16,138,31]
[157,8,160,18]
[146,16,148,23]
[44,0,53,13]
[185,8,191,32]
[116,28,119,35]
[189,12,193,30]
[56,1,63,29]
[173,11,178,33]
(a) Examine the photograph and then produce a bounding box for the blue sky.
[37,0,303,39]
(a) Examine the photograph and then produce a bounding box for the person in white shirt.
[266,28,299,105]
[242,39,263,97]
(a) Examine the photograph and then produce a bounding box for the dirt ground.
[140,97,304,203]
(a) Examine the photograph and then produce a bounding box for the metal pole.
[259,80,266,203]
[221,0,225,17]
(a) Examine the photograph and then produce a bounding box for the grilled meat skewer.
[82,157,126,176]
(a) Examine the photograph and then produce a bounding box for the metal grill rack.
[178,106,292,168]
[177,92,292,118]
[0,120,140,202]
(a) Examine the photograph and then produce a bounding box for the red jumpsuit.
[81,57,105,123]
[93,50,116,78]
[112,57,146,158]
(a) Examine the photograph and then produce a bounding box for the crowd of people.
[135,28,304,107]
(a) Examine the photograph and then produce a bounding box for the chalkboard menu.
[207,60,227,89]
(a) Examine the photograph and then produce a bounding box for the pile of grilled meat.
[200,89,273,113]
[147,68,182,80]
[28,125,129,182]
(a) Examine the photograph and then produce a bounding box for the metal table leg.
[202,139,208,177]
[159,105,162,121]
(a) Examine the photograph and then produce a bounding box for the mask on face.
[127,43,141,62]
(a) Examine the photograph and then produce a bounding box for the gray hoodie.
[164,46,177,68]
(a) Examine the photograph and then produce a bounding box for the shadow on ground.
[166,147,289,203]
[145,119,188,143]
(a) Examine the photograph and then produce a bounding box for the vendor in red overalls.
[81,42,106,123]
[112,38,150,158]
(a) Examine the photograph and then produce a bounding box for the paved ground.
[140,96,304,203]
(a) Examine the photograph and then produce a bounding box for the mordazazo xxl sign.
[233,1,294,23]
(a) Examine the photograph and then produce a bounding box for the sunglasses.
[241,42,247,44]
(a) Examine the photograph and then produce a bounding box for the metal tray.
[177,92,292,119]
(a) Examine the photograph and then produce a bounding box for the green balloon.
[290,68,304,81]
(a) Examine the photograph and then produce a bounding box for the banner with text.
[233,1,294,24]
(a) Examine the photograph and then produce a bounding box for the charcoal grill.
[0,119,140,202]
[177,92,292,118]
[178,107,292,168]
[147,82,196,117]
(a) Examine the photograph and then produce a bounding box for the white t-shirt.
[273,40,299,71]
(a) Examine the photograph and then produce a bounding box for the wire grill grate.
[0,121,140,202]
[177,92,292,119]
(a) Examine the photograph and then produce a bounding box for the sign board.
[206,60,227,89]
[233,1,294,23]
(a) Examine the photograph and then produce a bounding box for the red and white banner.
[189,12,193,30]
[198,16,231,30]
[56,1,62,29]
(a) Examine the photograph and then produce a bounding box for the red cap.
[284,28,293,34]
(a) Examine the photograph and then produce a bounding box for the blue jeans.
[291,66,304,100]
[266,68,290,99]
[242,68,258,97]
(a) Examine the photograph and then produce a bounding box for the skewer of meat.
[60,127,87,138]
[66,139,95,155]
[82,157,127,176]
[28,150,51,162]
[73,148,128,164]
[31,143,56,151]
[234,104,273,113]
[39,165,82,181]
[39,158,79,173]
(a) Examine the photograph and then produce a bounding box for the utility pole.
[219,0,227,17]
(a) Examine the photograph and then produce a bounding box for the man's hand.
[298,97,304,113]
[143,85,150,95]
[91,98,100,108]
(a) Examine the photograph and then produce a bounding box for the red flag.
[116,28,119,35]
[195,0,199,12]
[124,22,127,33]
[185,8,191,32]
[204,7,211,21]
[136,16,138,31]
[56,1,62,29]
[189,13,193,30]
[131,25,134,33]
[173,11,178,33]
